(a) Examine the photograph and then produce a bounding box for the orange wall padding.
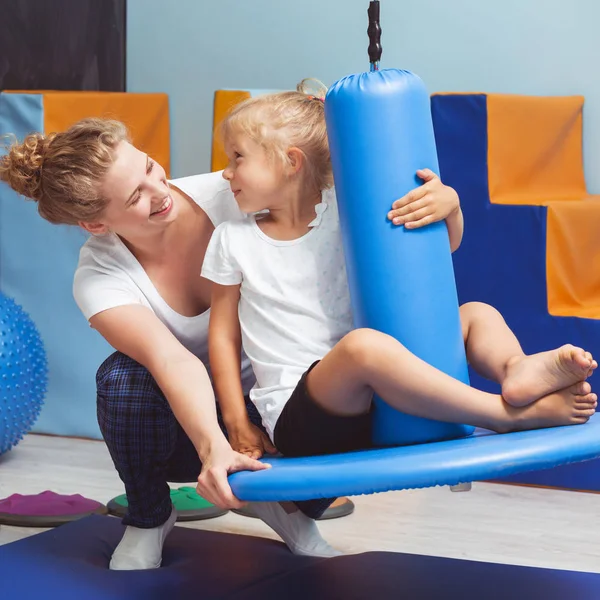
[546,198,600,319]
[485,93,600,319]
[487,94,587,205]
[41,92,171,178]
[211,90,252,172]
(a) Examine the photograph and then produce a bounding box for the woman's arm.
[91,304,225,455]
[90,304,269,507]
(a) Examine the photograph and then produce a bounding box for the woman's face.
[85,141,176,239]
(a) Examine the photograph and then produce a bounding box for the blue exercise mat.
[229,414,600,501]
[1,515,600,599]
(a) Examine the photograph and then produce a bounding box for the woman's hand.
[228,421,277,460]
[387,168,460,229]
[196,441,271,509]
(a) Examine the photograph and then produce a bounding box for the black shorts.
[273,361,373,457]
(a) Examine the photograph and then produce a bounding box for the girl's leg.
[242,401,335,522]
[460,302,597,407]
[305,329,597,433]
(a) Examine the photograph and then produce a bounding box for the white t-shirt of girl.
[73,170,256,394]
[201,188,354,439]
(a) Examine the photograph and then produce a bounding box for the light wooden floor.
[1,433,598,573]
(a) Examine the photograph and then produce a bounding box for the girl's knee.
[340,328,387,366]
[460,301,501,321]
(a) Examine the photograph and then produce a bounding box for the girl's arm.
[208,282,248,429]
[209,282,276,458]
[444,204,464,253]
[387,168,463,252]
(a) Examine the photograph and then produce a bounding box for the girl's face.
[82,141,176,239]
[222,133,287,213]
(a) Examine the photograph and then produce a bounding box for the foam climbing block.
[485,93,600,319]
[0,91,170,439]
[431,92,600,490]
[545,200,600,319]
[2,514,600,599]
[485,94,587,205]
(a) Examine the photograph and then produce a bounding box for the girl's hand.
[228,421,277,460]
[387,169,460,229]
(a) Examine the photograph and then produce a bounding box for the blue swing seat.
[229,414,600,501]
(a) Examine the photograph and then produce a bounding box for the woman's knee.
[96,351,143,386]
[96,351,164,419]
[96,351,157,392]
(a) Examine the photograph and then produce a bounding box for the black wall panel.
[0,0,126,91]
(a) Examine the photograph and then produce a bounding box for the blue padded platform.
[229,414,600,501]
[2,514,600,599]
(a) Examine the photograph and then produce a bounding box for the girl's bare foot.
[584,351,596,378]
[502,345,597,407]
[496,381,597,434]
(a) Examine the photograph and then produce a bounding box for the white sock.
[252,501,343,558]
[109,506,177,570]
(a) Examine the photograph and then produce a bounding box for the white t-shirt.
[73,170,256,394]
[201,188,354,439]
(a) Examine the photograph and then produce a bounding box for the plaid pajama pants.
[96,351,334,528]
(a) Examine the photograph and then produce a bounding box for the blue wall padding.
[0,93,113,439]
[431,93,600,490]
[325,70,473,447]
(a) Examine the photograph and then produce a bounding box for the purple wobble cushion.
[0,490,107,527]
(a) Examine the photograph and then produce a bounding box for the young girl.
[202,81,597,461]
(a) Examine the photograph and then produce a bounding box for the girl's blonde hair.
[220,79,333,192]
[0,118,130,225]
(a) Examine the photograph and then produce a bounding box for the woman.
[0,118,340,569]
